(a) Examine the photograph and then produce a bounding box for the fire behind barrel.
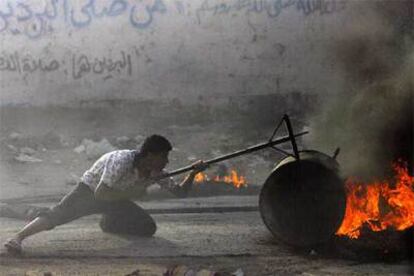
[259,150,346,247]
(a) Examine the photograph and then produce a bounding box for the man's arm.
[162,160,208,198]
[168,171,197,198]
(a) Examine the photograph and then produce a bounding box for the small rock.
[187,155,197,161]
[309,249,317,256]
[6,144,17,152]
[9,132,23,140]
[20,147,36,155]
[74,144,85,154]
[15,153,42,163]
[232,268,244,276]
[83,138,117,159]
[53,160,62,165]
[134,134,145,144]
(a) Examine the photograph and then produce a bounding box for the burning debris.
[194,169,247,189]
[325,160,414,261]
[336,161,414,239]
[188,168,253,197]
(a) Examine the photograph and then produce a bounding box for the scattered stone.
[74,138,117,159]
[187,155,197,161]
[309,249,317,256]
[6,144,18,152]
[83,138,117,159]
[115,136,136,149]
[232,268,244,276]
[74,144,85,154]
[134,134,145,144]
[53,159,62,165]
[15,153,42,163]
[9,132,23,140]
[20,147,36,155]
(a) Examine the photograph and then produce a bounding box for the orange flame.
[194,170,247,188]
[336,161,414,239]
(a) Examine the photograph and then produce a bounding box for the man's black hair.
[139,134,172,156]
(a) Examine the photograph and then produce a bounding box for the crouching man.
[4,134,207,254]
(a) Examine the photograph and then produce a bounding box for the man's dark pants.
[37,183,156,236]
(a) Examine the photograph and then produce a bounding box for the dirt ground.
[1,212,412,276]
[1,256,411,276]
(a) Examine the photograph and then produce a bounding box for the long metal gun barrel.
[160,131,308,179]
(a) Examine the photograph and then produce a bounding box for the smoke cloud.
[308,0,413,180]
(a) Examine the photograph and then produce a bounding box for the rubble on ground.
[14,153,43,163]
[115,136,137,149]
[74,138,117,159]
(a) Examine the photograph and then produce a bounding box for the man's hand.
[190,160,209,176]
[171,160,209,198]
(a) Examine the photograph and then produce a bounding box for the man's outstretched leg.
[99,200,156,237]
[4,182,99,254]
[4,217,54,254]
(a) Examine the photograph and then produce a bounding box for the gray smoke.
[308,0,413,181]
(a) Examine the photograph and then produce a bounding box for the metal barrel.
[259,150,346,247]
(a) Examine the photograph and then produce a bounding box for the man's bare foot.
[4,237,22,254]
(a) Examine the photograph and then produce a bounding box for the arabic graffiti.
[0,0,168,39]
[196,0,347,24]
[0,50,134,80]
[72,51,132,80]
[0,51,60,73]
[0,0,347,39]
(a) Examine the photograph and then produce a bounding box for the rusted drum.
[259,150,346,247]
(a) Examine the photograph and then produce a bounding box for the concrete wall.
[0,0,374,106]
